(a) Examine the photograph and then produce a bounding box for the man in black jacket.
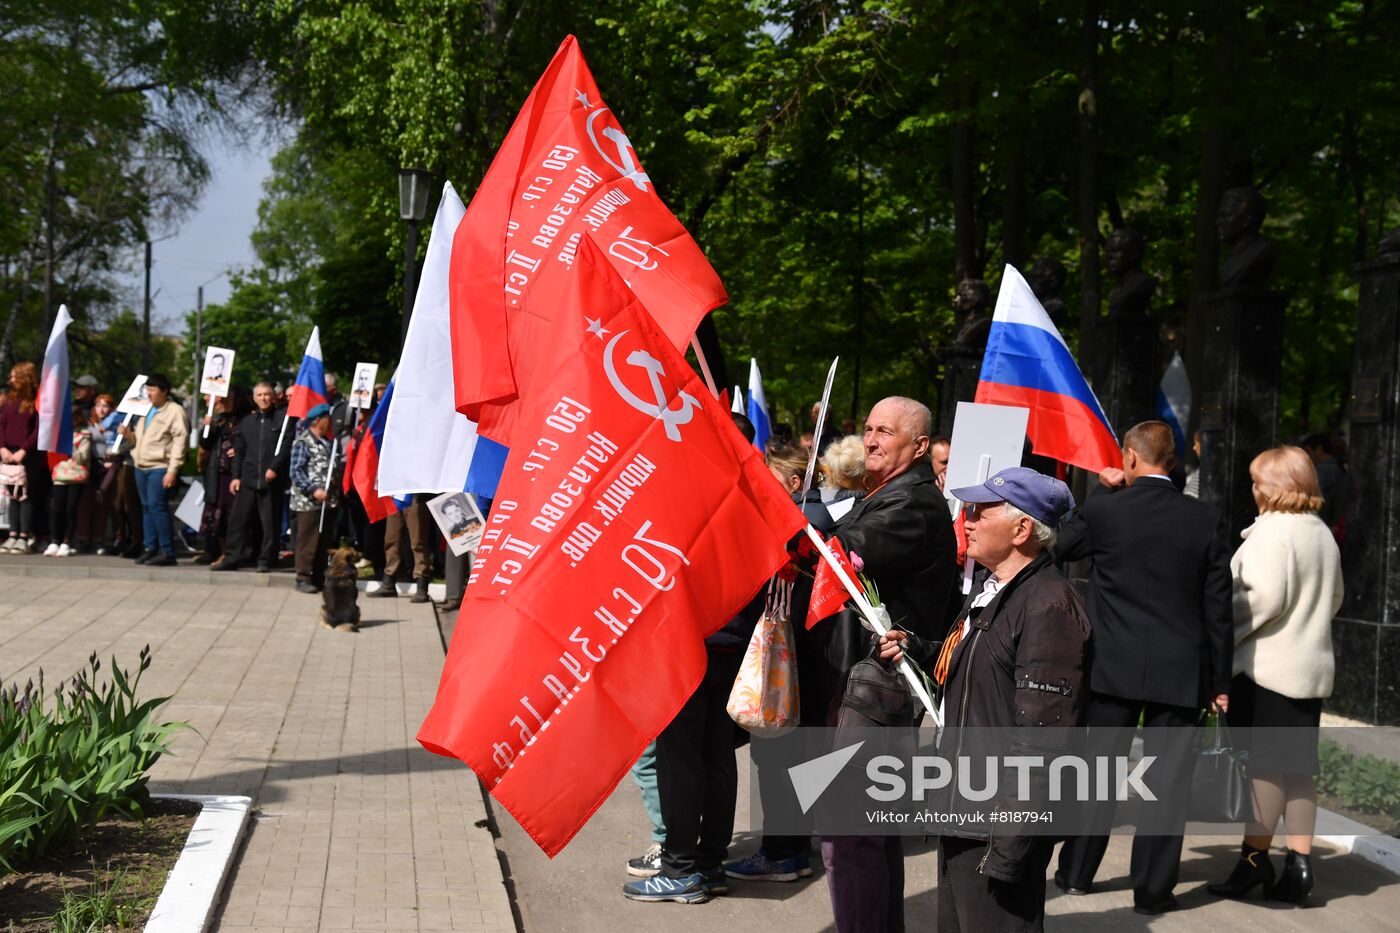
[1053,421,1233,915]
[882,466,1090,933]
[216,382,291,572]
[820,396,959,933]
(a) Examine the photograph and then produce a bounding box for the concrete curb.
[1315,806,1400,875]
[145,794,253,933]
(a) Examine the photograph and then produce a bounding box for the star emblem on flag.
[585,317,610,339]
[575,89,593,108]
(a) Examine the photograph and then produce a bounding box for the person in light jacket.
[1208,445,1343,908]
[118,373,188,566]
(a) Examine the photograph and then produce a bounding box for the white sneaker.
[56,543,70,557]
[43,542,59,556]
[15,538,33,553]
[0,538,13,552]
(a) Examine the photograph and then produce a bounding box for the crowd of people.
[0,363,467,608]
[0,359,1352,927]
[618,396,1347,933]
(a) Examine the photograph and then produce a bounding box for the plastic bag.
[727,580,800,737]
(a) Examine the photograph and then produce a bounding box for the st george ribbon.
[449,35,728,449]
[419,238,804,857]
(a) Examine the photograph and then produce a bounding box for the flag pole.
[274,412,290,456]
[802,524,940,727]
[962,454,991,595]
[202,395,214,439]
[318,437,338,533]
[800,357,839,500]
[689,335,720,399]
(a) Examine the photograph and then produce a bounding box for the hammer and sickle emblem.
[586,108,652,193]
[603,330,700,442]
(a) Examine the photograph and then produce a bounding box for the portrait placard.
[349,362,378,410]
[426,491,485,557]
[116,375,152,416]
[200,346,236,398]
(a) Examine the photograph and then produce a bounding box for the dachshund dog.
[320,547,362,632]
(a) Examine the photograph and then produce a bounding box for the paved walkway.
[0,562,513,933]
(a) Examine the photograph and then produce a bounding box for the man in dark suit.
[1053,420,1233,915]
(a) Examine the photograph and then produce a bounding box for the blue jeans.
[134,468,174,555]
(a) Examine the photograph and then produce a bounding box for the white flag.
[378,183,481,496]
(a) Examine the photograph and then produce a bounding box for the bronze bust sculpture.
[1026,257,1068,328]
[952,278,993,349]
[1217,186,1280,287]
[1106,228,1157,316]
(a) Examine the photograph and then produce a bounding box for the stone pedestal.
[1196,287,1285,545]
[1334,252,1400,723]
[935,346,983,437]
[1090,313,1160,438]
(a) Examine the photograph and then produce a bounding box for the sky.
[119,143,273,336]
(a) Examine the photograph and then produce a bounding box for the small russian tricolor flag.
[975,265,1120,474]
[287,326,328,420]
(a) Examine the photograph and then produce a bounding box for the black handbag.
[837,650,918,729]
[1187,718,1253,823]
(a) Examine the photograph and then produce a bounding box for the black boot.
[1207,843,1275,899]
[411,576,431,603]
[1267,849,1313,906]
[370,573,398,597]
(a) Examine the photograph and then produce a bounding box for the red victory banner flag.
[419,238,802,856]
[449,35,728,448]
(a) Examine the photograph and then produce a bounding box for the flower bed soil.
[0,797,200,932]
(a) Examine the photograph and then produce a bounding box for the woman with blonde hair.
[819,435,868,502]
[1208,445,1343,907]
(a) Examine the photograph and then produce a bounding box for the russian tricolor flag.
[746,358,771,452]
[350,376,409,523]
[38,305,74,468]
[975,265,1120,474]
[287,326,328,420]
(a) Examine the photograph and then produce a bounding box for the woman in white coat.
[1208,445,1343,907]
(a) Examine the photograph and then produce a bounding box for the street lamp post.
[397,168,433,348]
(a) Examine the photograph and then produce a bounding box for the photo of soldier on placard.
[426,491,485,556]
[200,346,236,397]
[350,361,378,410]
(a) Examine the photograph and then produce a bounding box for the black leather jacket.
[822,461,959,724]
[904,551,1092,881]
[231,407,291,490]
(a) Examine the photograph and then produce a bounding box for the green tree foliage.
[0,0,259,374]
[244,0,1399,438]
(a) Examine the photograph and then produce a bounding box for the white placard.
[116,375,153,416]
[945,402,1030,497]
[349,362,378,410]
[426,491,485,557]
[174,479,206,532]
[200,346,235,398]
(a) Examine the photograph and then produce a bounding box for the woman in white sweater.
[1209,445,1343,908]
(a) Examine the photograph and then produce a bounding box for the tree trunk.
[1076,0,1101,355]
[951,75,978,284]
[1001,88,1028,270]
[0,257,34,372]
[1185,3,1238,431]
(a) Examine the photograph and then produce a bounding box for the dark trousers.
[113,462,142,545]
[224,486,281,566]
[51,483,83,542]
[753,730,814,860]
[7,490,35,536]
[294,507,336,586]
[1056,692,1198,906]
[656,648,744,877]
[822,834,904,933]
[939,834,1052,933]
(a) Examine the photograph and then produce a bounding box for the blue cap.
[304,403,331,422]
[951,466,1075,526]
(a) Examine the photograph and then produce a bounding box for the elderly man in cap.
[72,374,99,420]
[288,403,342,594]
[882,467,1091,933]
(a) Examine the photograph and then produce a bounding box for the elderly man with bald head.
[818,396,960,933]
